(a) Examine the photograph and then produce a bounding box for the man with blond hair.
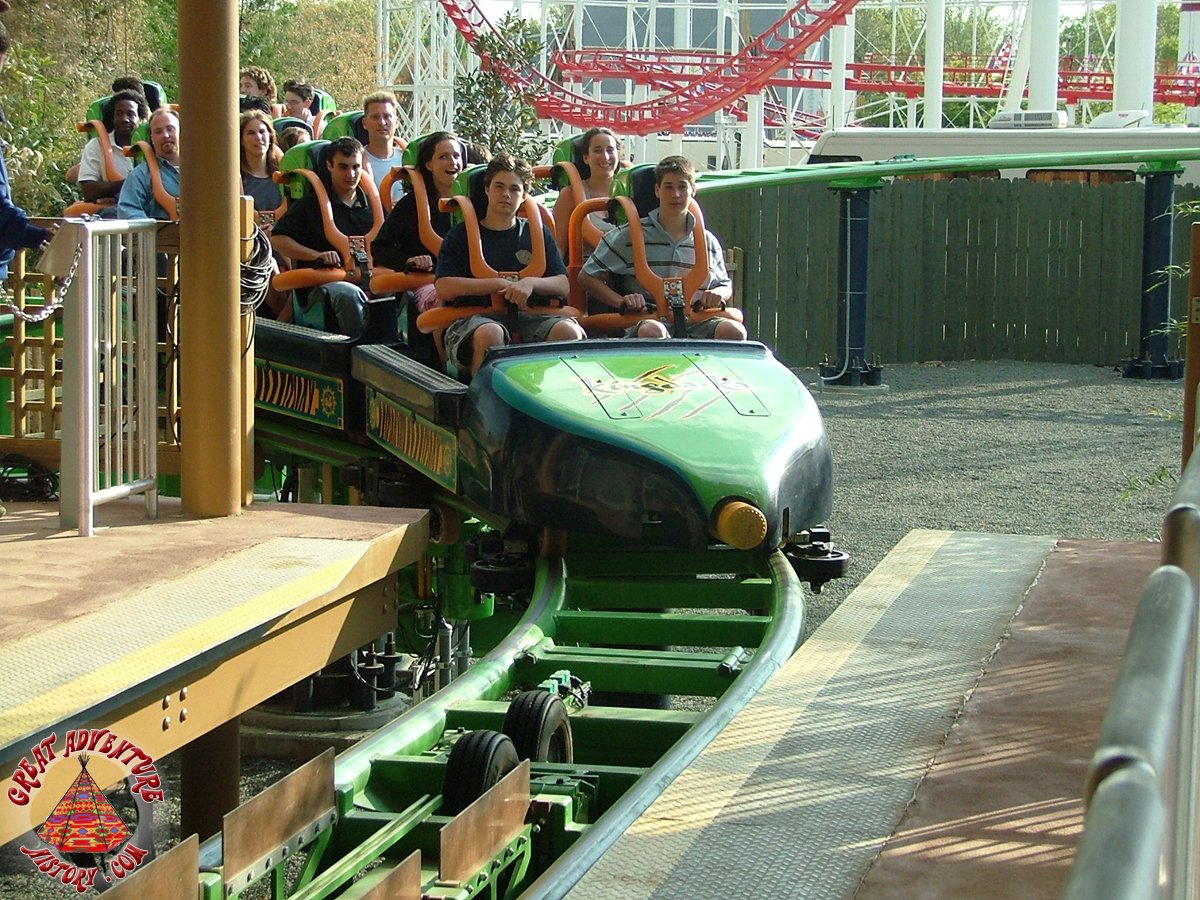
[362,90,403,201]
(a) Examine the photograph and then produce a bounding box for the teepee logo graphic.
[35,754,131,853]
[8,729,162,890]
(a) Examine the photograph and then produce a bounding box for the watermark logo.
[5,729,163,893]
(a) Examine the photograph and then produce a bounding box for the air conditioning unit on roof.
[987,110,1068,129]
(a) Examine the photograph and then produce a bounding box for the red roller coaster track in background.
[439,0,1200,137]
[436,0,861,134]
[557,49,1200,107]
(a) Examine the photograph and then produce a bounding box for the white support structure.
[1114,0,1158,119]
[59,218,159,537]
[922,0,945,128]
[830,14,856,129]
[378,0,461,138]
[744,93,765,166]
[1183,2,1200,125]
[1026,0,1060,111]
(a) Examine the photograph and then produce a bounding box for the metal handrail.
[1063,222,1200,898]
[58,217,160,536]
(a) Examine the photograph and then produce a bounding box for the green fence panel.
[706,175,1200,368]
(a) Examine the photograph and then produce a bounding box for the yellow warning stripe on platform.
[0,536,388,751]
[569,529,954,899]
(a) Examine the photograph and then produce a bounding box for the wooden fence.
[701,179,1200,369]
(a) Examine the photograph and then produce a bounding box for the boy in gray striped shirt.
[578,155,747,340]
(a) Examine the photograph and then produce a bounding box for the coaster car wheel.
[470,553,535,594]
[503,691,573,763]
[441,729,520,816]
[784,527,849,594]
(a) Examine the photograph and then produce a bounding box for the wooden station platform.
[570,529,1155,899]
[0,497,427,847]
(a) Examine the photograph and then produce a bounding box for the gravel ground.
[0,359,1183,898]
[801,359,1181,638]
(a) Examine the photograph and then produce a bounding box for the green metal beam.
[290,795,440,900]
[526,649,738,698]
[254,417,382,467]
[563,578,773,612]
[564,549,767,578]
[695,147,1200,196]
[554,610,767,647]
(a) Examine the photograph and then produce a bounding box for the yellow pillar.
[179,0,242,517]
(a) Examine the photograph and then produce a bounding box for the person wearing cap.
[0,8,54,280]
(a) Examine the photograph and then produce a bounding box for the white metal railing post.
[58,221,94,534]
[58,218,159,535]
[137,226,158,519]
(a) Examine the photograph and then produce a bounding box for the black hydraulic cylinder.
[1124,168,1183,379]
[820,186,882,387]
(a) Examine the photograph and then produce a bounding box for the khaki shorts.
[444,311,565,370]
[623,315,724,339]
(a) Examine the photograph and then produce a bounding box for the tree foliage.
[0,0,378,216]
[453,12,554,164]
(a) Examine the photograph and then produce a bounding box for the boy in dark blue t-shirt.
[435,153,583,376]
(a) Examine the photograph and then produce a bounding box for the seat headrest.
[549,134,584,190]
[321,110,368,145]
[610,163,658,223]
[310,88,337,115]
[278,139,332,199]
[447,165,490,223]
[123,119,153,164]
[142,81,167,111]
[85,95,110,124]
[400,134,427,168]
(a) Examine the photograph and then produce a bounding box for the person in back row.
[110,75,163,112]
[361,90,403,202]
[282,79,315,127]
[552,126,621,261]
[435,153,584,377]
[269,136,374,336]
[578,155,746,340]
[117,107,180,221]
[371,130,464,313]
[240,65,277,106]
[77,88,149,209]
[278,125,310,152]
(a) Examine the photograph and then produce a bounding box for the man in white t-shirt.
[78,89,148,207]
[361,90,403,203]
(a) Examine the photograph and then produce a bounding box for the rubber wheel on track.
[441,729,520,816]
[503,691,574,763]
[470,555,535,594]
